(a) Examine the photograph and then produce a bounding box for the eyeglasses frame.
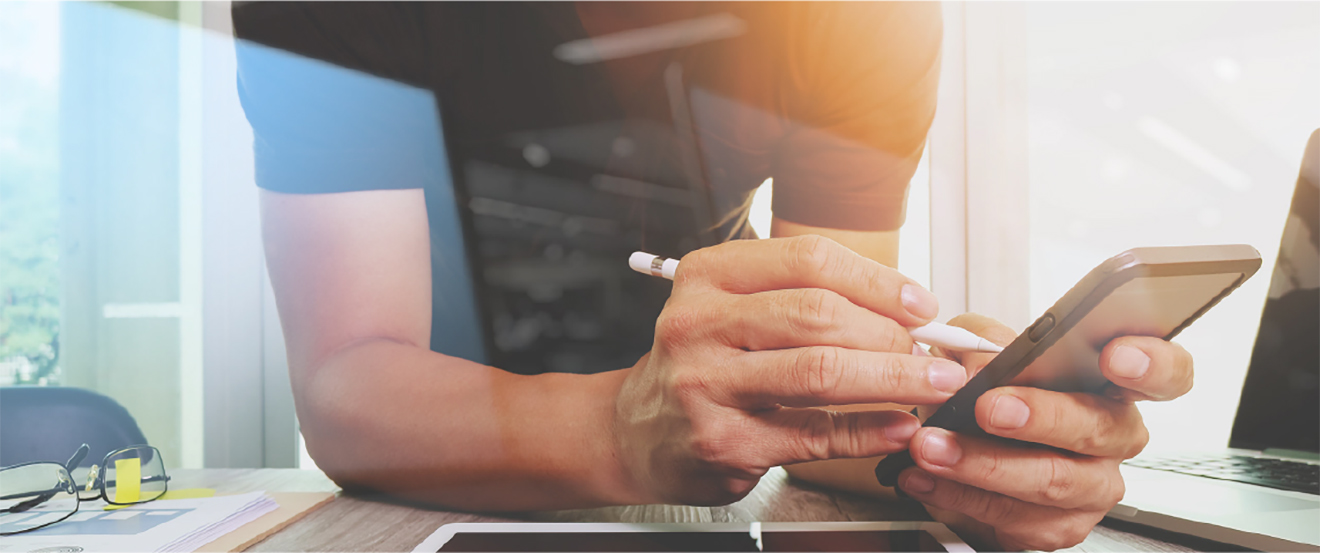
[0,443,169,536]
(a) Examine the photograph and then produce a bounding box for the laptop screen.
[1228,130,1320,453]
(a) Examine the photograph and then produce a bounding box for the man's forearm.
[296,338,642,511]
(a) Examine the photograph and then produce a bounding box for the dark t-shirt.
[232,2,942,374]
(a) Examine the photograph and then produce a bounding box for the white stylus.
[628,251,1004,354]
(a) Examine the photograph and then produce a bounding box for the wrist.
[589,367,651,505]
[524,366,648,506]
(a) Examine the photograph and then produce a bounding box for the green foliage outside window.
[0,2,62,386]
[0,221,61,385]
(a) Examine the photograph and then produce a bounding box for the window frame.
[928,2,1033,332]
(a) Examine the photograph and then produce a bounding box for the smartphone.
[875,244,1262,486]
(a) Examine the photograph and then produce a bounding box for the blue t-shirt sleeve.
[233,16,444,194]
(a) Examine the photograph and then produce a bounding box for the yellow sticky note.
[114,457,141,504]
[104,488,214,510]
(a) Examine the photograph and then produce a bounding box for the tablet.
[412,521,973,552]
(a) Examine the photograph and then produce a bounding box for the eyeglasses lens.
[0,463,78,535]
[103,446,166,505]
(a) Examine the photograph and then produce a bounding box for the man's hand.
[613,235,969,506]
[896,314,1193,551]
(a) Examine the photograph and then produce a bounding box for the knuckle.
[1064,527,1091,549]
[1107,403,1148,459]
[1070,399,1108,453]
[798,347,845,398]
[792,289,840,334]
[965,487,1003,519]
[1042,456,1077,505]
[1109,470,1128,505]
[689,435,724,465]
[1032,527,1085,552]
[1178,353,1196,396]
[861,268,900,306]
[655,305,704,345]
[830,411,867,459]
[669,370,713,404]
[789,235,839,276]
[1046,399,1077,449]
[1059,520,1095,550]
[974,449,1008,485]
[1098,466,1127,507]
[793,412,839,461]
[1165,344,1195,386]
[878,354,911,392]
[689,422,735,465]
[876,319,908,354]
[941,479,990,517]
[674,249,711,285]
[1126,421,1150,459]
[941,480,975,512]
[1076,428,1104,456]
[842,413,869,457]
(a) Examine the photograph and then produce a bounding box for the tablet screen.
[435,530,948,552]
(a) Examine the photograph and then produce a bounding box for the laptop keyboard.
[1126,454,1320,495]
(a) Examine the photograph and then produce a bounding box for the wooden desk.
[173,468,1198,552]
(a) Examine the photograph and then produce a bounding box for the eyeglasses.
[0,444,169,535]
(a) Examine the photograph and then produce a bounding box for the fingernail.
[927,360,967,393]
[989,394,1030,429]
[903,471,936,494]
[884,418,919,443]
[901,284,940,321]
[922,430,962,467]
[1110,346,1150,379]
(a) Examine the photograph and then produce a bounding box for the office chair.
[0,386,149,467]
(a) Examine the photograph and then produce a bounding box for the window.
[0,2,296,470]
[1011,2,1318,451]
[0,2,61,388]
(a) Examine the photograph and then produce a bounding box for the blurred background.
[0,1,1316,470]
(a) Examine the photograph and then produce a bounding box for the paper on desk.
[105,488,217,510]
[0,491,277,553]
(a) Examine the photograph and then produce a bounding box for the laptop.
[1107,130,1320,551]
